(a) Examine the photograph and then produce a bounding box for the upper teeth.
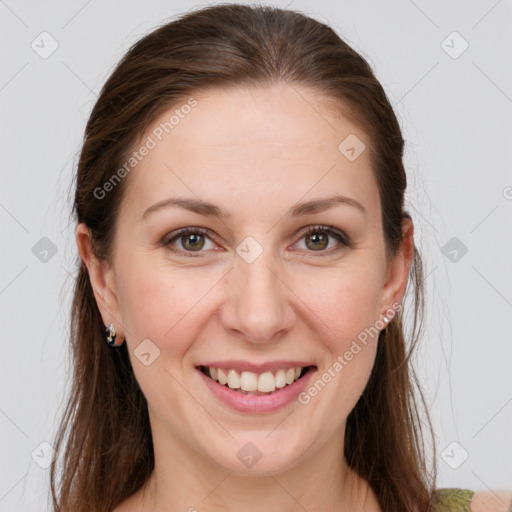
[206,367,304,393]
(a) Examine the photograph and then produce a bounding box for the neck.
[131,419,380,512]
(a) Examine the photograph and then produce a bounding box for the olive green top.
[432,488,512,511]
[432,488,475,511]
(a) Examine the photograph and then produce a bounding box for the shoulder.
[469,490,512,512]
[432,488,512,512]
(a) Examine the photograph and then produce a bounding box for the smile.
[199,365,312,394]
[196,364,317,414]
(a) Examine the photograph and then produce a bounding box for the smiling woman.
[50,4,510,512]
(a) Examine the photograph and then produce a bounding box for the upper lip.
[196,360,316,373]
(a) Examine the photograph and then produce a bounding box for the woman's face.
[81,83,412,475]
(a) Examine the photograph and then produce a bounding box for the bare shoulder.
[470,490,512,512]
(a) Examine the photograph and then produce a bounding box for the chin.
[207,431,308,476]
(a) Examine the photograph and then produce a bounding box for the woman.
[50,4,511,511]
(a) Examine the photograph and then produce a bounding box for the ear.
[75,223,124,343]
[376,216,415,325]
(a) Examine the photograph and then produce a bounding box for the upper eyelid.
[164,226,217,245]
[164,225,349,252]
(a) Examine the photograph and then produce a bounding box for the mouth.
[196,364,317,396]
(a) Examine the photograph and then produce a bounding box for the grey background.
[1,0,511,510]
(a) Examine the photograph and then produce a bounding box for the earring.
[104,323,118,347]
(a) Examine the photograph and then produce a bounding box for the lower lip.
[197,367,317,414]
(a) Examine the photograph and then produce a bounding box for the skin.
[77,83,414,512]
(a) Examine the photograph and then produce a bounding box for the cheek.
[290,270,381,438]
[117,270,174,341]
[290,263,382,401]
[115,255,219,354]
[298,273,381,410]
[292,262,382,347]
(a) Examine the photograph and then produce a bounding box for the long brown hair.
[51,4,437,511]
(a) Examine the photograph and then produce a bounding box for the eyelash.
[162,225,352,258]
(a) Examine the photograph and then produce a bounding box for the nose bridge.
[221,243,293,343]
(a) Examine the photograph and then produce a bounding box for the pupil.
[184,233,204,250]
[308,232,327,250]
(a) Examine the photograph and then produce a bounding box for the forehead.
[120,84,380,223]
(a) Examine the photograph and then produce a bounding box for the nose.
[220,250,295,345]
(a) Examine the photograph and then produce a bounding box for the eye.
[294,225,351,254]
[162,224,352,257]
[163,227,217,256]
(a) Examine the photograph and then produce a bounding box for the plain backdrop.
[1,0,511,510]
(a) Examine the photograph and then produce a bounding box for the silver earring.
[104,323,118,347]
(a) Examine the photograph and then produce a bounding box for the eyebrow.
[141,194,366,220]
